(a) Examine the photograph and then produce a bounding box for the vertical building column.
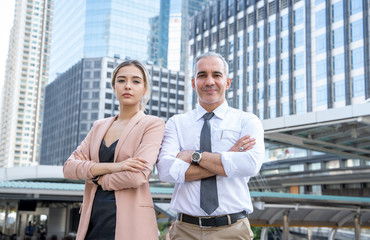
[305,0,312,112]
[283,210,290,240]
[260,227,269,240]
[263,0,269,119]
[307,227,312,240]
[343,0,352,105]
[362,0,370,99]
[354,214,361,240]
[328,228,337,240]
[326,0,334,108]
[288,0,294,115]
[275,0,282,117]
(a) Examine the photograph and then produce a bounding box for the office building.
[49,0,160,81]
[167,0,211,71]
[40,57,185,165]
[188,0,370,197]
[0,0,53,167]
[189,0,369,116]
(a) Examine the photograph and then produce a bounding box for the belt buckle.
[199,217,212,228]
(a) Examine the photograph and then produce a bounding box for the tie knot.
[203,112,214,121]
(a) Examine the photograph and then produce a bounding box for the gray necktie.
[200,112,219,215]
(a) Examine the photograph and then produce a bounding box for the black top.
[85,139,118,240]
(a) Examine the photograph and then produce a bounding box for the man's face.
[192,57,231,110]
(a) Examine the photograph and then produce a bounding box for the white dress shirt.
[157,101,265,216]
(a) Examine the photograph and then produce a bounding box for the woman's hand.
[116,157,149,173]
[229,135,256,152]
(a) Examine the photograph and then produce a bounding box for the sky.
[0,0,15,93]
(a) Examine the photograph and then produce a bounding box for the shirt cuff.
[221,152,237,177]
[169,158,190,183]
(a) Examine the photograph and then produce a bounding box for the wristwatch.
[92,175,100,186]
[191,150,203,165]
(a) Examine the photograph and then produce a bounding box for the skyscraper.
[189,0,369,117]
[0,0,53,167]
[49,0,161,82]
[167,0,211,71]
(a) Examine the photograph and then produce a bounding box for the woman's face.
[113,65,146,109]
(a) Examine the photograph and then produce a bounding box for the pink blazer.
[63,111,165,240]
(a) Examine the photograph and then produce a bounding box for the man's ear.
[191,78,196,90]
[225,77,232,90]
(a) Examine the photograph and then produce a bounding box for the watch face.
[192,152,201,161]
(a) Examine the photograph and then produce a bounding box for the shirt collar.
[195,101,229,121]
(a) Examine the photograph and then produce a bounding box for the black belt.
[178,211,247,228]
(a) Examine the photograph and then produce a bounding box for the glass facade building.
[0,0,53,167]
[49,0,160,81]
[41,57,185,165]
[188,0,369,118]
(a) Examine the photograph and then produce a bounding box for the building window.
[247,91,253,106]
[85,61,91,68]
[332,28,344,48]
[316,0,325,5]
[93,81,100,88]
[281,58,289,75]
[94,60,101,68]
[350,0,362,15]
[258,67,264,83]
[258,87,264,101]
[269,41,276,58]
[351,19,363,42]
[248,31,254,46]
[269,83,276,99]
[308,162,321,171]
[295,98,306,114]
[351,47,364,69]
[315,9,326,30]
[281,35,289,53]
[269,63,276,79]
[281,80,289,97]
[281,14,288,32]
[84,71,91,78]
[92,92,99,98]
[294,7,304,26]
[269,105,276,118]
[316,34,326,54]
[82,92,89,99]
[248,71,254,86]
[269,20,276,37]
[316,59,327,80]
[325,160,340,169]
[294,75,305,93]
[290,164,304,172]
[333,54,344,75]
[248,51,253,66]
[282,102,289,116]
[332,2,343,22]
[258,26,264,42]
[258,47,264,62]
[92,102,99,109]
[294,52,304,70]
[316,85,327,106]
[334,81,345,101]
[294,29,304,48]
[353,75,364,97]
[93,71,100,78]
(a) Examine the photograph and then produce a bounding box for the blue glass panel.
[351,19,363,42]
[316,9,326,30]
[316,85,327,106]
[353,75,365,97]
[334,81,345,101]
[333,54,344,75]
[333,28,344,48]
[316,59,327,80]
[332,2,343,22]
[294,7,304,26]
[351,48,364,69]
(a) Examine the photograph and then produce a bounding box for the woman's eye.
[134,80,141,84]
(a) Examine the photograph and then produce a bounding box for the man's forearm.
[185,164,215,181]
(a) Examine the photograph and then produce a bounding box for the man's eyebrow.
[213,71,223,75]
[196,71,207,75]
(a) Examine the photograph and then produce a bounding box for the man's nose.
[205,75,215,85]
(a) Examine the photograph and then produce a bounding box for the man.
[25,221,35,240]
[157,52,265,239]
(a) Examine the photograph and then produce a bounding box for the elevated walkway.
[262,102,370,161]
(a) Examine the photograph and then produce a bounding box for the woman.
[63,60,165,240]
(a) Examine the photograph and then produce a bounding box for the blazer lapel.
[114,111,146,161]
[91,116,116,162]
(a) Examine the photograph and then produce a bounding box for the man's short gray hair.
[193,52,229,77]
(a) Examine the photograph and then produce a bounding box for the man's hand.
[176,150,193,164]
[229,135,255,152]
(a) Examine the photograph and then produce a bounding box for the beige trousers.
[169,217,254,240]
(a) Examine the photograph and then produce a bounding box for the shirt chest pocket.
[213,128,241,149]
